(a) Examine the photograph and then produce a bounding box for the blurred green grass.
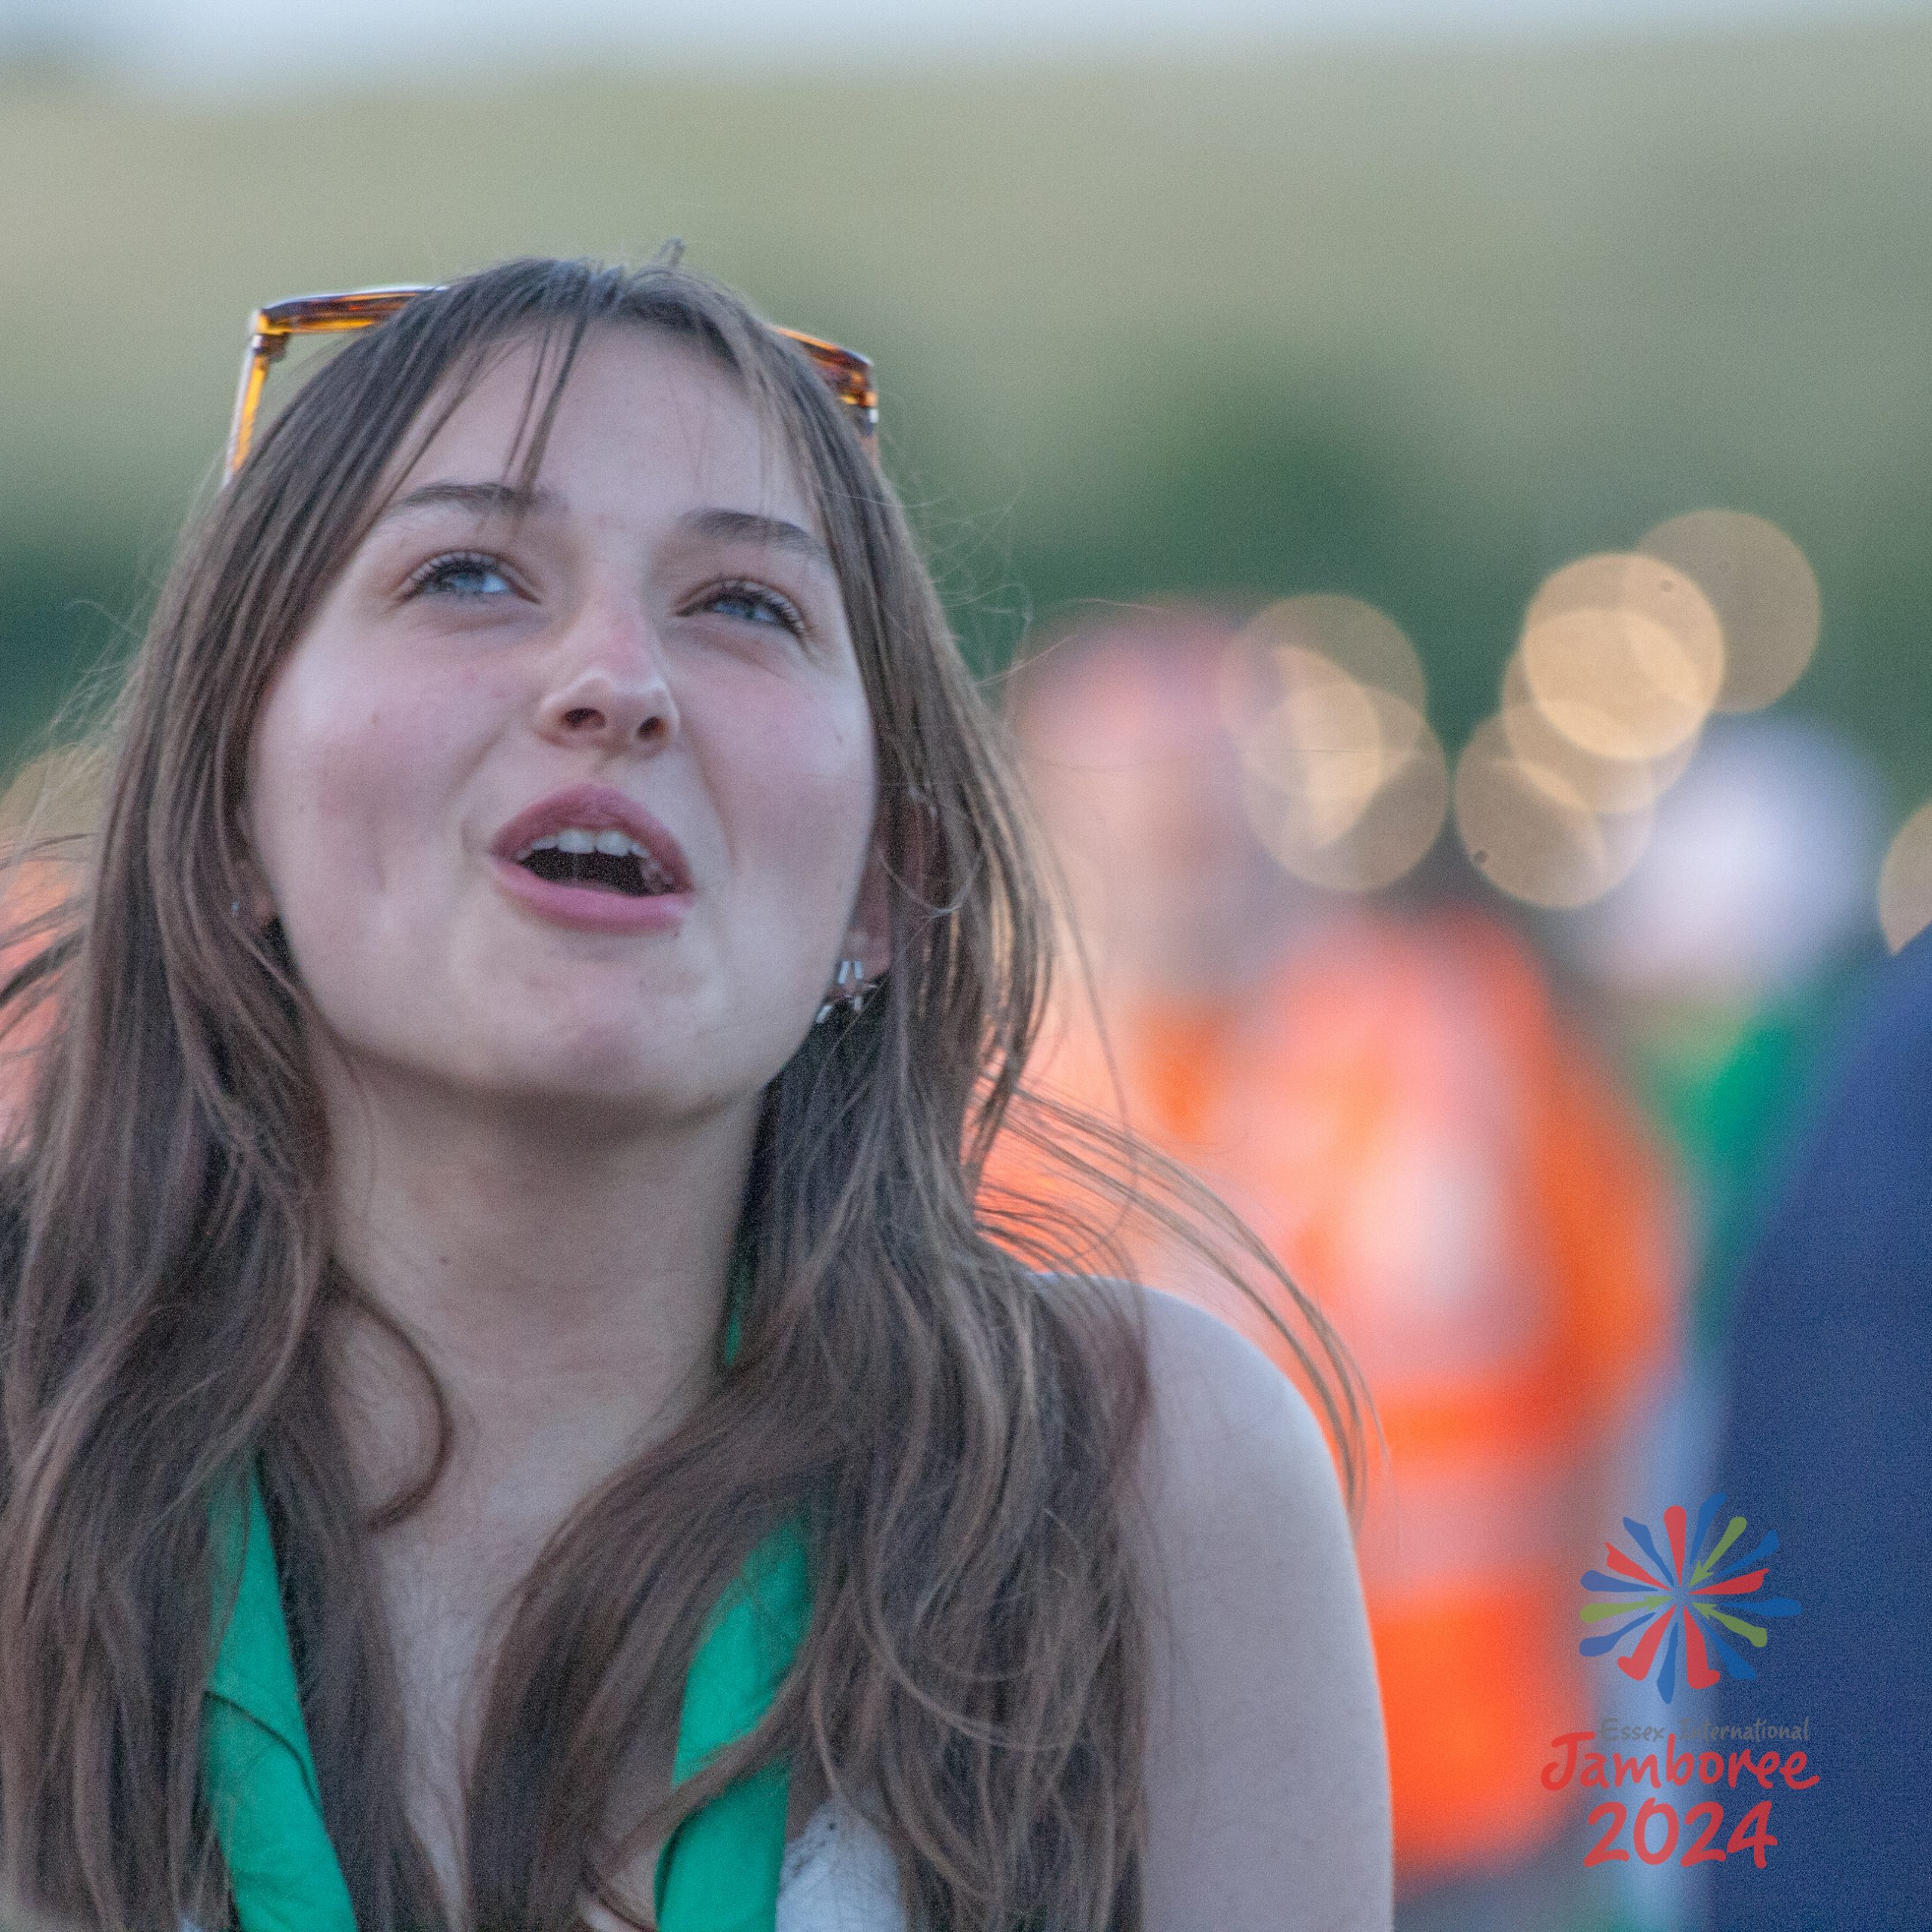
[4,9,1930,792]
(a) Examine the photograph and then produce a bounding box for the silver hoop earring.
[814,957,881,1025]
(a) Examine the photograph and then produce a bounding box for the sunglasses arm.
[224,318,294,477]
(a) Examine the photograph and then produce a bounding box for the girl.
[0,257,1389,1931]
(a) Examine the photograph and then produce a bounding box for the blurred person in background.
[1571,718,1910,1931]
[1700,925,1932,1930]
[1560,717,1884,1932]
[1000,610,1678,1932]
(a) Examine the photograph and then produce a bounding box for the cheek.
[250,653,478,930]
[721,690,877,924]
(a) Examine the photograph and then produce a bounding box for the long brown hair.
[0,259,1362,1930]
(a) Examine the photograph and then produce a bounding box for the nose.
[535,607,678,754]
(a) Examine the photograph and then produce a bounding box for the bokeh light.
[1518,553,1725,764]
[1639,509,1823,714]
[1499,655,1695,815]
[1225,595,1429,720]
[1878,801,1932,952]
[1242,706,1449,893]
[1453,714,1653,908]
[1235,648,1402,841]
[1223,598,1446,892]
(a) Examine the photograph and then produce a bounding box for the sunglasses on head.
[224,284,879,476]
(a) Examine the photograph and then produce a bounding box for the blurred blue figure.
[1704,929,1932,1930]
[1569,716,1886,1932]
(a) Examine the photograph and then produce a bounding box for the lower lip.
[492,857,693,934]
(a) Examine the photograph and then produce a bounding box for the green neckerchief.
[651,1515,811,1932]
[202,1273,811,1932]
[202,1473,358,1932]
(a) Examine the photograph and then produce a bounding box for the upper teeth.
[519,827,651,860]
[515,826,675,888]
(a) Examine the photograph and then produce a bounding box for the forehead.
[391,322,817,530]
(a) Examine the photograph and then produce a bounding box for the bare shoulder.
[1130,1287,1352,1577]
[1135,1284,1332,1469]
[1126,1286,1392,1932]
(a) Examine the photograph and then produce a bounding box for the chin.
[489,1029,691,1102]
[469,1014,786,1126]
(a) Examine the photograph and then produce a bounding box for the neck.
[323,1062,759,1558]
[307,1061,761,1912]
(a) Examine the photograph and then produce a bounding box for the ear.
[840,828,894,982]
[229,808,278,930]
[238,857,278,928]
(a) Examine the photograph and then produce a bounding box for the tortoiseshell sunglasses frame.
[224,284,879,476]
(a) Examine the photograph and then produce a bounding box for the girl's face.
[248,326,888,1127]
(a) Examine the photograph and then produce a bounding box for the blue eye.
[704,580,807,635]
[409,551,516,599]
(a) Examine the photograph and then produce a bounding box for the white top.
[776,1798,907,1932]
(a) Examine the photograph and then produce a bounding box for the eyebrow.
[376,479,557,526]
[678,506,834,573]
[373,485,833,572]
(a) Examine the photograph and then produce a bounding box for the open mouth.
[514,829,678,898]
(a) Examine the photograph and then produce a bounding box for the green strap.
[202,1473,358,1932]
[654,1516,811,1932]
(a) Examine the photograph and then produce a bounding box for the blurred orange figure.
[0,752,102,1139]
[998,613,1676,1912]
[0,855,76,1142]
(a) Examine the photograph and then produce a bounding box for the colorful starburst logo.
[1580,1494,1801,1704]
